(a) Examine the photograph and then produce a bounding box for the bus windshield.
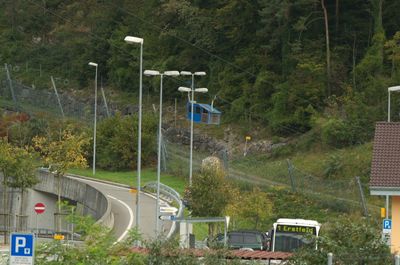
[271,219,321,252]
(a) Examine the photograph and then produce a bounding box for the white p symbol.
[385,221,390,228]
[15,237,26,253]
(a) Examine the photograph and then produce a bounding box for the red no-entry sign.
[34,202,45,214]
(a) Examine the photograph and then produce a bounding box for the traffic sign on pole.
[34,203,45,214]
[159,215,176,221]
[383,219,392,233]
[10,233,35,265]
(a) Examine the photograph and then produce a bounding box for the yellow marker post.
[244,136,251,156]
[54,234,65,240]
[381,207,386,218]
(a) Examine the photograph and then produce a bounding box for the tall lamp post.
[124,35,144,231]
[88,62,98,176]
[144,70,180,234]
[178,72,207,186]
[388,86,400,122]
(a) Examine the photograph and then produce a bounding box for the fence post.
[355,176,369,217]
[100,76,110,117]
[395,254,400,265]
[327,253,333,265]
[287,159,296,192]
[51,76,65,119]
[4,63,18,111]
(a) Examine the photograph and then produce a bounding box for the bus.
[270,218,321,252]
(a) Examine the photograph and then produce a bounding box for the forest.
[1,0,400,145]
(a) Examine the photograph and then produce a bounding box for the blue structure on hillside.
[186,102,221,125]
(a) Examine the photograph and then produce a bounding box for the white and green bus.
[270,218,321,252]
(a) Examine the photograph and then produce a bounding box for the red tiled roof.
[370,122,400,187]
[130,247,292,260]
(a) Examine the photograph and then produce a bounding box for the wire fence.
[163,139,381,216]
[0,69,381,217]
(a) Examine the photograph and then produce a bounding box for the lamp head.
[88,62,98,67]
[124,36,144,44]
[164,71,180,76]
[178,87,191,93]
[144,70,160,76]
[388,86,400,92]
[195,88,208,93]
[194,71,206,76]
[180,71,192,76]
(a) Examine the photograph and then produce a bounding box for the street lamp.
[124,35,144,232]
[144,69,180,234]
[178,70,207,186]
[88,62,98,176]
[388,86,400,122]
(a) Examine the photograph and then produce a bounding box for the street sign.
[34,203,45,214]
[159,215,176,221]
[159,206,178,214]
[10,233,34,265]
[383,219,392,233]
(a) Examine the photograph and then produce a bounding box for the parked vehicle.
[212,230,268,250]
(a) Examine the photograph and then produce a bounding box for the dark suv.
[213,230,268,250]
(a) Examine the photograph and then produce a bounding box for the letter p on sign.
[15,237,26,253]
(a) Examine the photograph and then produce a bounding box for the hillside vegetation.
[1,1,400,141]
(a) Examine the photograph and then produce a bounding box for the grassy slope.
[68,167,187,195]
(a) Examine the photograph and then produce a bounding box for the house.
[186,103,221,125]
[370,122,400,253]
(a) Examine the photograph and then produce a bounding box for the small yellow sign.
[245,136,251,141]
[54,234,65,240]
[381,208,386,218]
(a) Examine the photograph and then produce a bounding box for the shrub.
[96,113,157,170]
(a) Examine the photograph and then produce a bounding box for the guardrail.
[142,182,184,238]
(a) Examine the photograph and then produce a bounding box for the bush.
[96,113,157,170]
[321,118,353,148]
[289,218,391,265]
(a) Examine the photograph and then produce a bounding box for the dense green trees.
[96,113,157,170]
[2,1,400,143]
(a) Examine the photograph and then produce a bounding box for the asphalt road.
[67,175,172,242]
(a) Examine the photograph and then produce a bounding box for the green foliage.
[96,113,157,170]
[323,154,343,178]
[186,167,232,218]
[289,218,392,265]
[226,187,273,230]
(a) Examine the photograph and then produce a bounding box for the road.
[67,175,172,242]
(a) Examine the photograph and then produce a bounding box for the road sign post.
[34,203,45,238]
[10,233,35,265]
[382,219,392,246]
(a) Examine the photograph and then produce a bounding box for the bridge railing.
[142,182,183,238]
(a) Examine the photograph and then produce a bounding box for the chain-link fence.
[163,138,380,216]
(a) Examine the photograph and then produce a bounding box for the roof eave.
[370,186,400,196]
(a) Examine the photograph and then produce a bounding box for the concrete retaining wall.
[34,170,113,228]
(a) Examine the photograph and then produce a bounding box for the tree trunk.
[321,0,331,96]
[281,1,291,78]
[335,0,339,36]
[352,34,357,89]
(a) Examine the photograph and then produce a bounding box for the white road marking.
[107,195,134,243]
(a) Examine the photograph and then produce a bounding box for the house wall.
[392,196,400,253]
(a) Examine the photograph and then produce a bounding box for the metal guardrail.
[142,182,184,238]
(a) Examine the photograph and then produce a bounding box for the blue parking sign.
[10,233,34,265]
[383,219,392,230]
